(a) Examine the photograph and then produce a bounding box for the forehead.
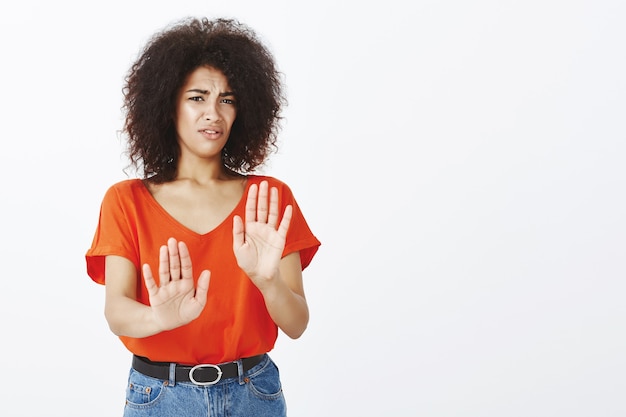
[182,66,231,90]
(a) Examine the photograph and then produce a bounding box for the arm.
[104,255,161,337]
[261,251,309,339]
[233,181,309,339]
[104,238,210,338]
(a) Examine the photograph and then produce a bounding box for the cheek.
[175,107,197,126]
[228,110,238,126]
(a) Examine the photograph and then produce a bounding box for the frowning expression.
[174,66,237,161]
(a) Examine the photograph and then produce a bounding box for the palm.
[142,238,210,332]
[233,181,292,288]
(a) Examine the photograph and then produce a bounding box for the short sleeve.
[275,180,321,270]
[85,182,140,284]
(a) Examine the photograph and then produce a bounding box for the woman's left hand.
[232,180,292,290]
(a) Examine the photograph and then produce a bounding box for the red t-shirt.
[85,175,320,364]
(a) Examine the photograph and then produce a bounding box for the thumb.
[232,215,245,249]
[142,263,158,298]
[194,270,211,303]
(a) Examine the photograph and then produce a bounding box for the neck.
[175,159,240,185]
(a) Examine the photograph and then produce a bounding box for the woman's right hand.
[142,237,211,332]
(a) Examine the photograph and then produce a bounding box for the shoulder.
[101,179,145,203]
[247,174,302,205]
[104,178,144,194]
[247,174,290,190]
[106,178,143,192]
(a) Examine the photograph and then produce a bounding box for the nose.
[203,102,221,122]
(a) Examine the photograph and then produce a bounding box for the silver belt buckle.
[189,363,223,386]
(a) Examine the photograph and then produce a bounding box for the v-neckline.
[137,175,254,238]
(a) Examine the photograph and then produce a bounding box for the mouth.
[199,128,224,140]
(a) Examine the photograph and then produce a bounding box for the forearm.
[261,275,309,339]
[105,295,162,338]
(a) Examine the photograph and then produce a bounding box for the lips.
[199,127,223,139]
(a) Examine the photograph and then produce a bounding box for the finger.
[142,263,158,297]
[232,215,245,249]
[168,237,181,280]
[194,270,211,305]
[245,183,258,223]
[267,187,279,228]
[277,204,293,238]
[178,241,193,280]
[158,244,170,285]
[256,180,269,223]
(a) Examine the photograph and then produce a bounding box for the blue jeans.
[123,354,286,417]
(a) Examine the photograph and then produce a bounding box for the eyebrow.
[185,89,235,97]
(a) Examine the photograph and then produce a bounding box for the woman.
[86,17,320,416]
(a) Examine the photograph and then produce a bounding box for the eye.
[220,98,236,105]
[189,96,204,102]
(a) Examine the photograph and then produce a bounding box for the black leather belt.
[132,354,264,386]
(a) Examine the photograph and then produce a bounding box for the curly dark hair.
[122,17,285,182]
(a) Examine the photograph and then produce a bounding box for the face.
[174,66,237,162]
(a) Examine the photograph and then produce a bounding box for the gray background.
[1,0,624,416]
